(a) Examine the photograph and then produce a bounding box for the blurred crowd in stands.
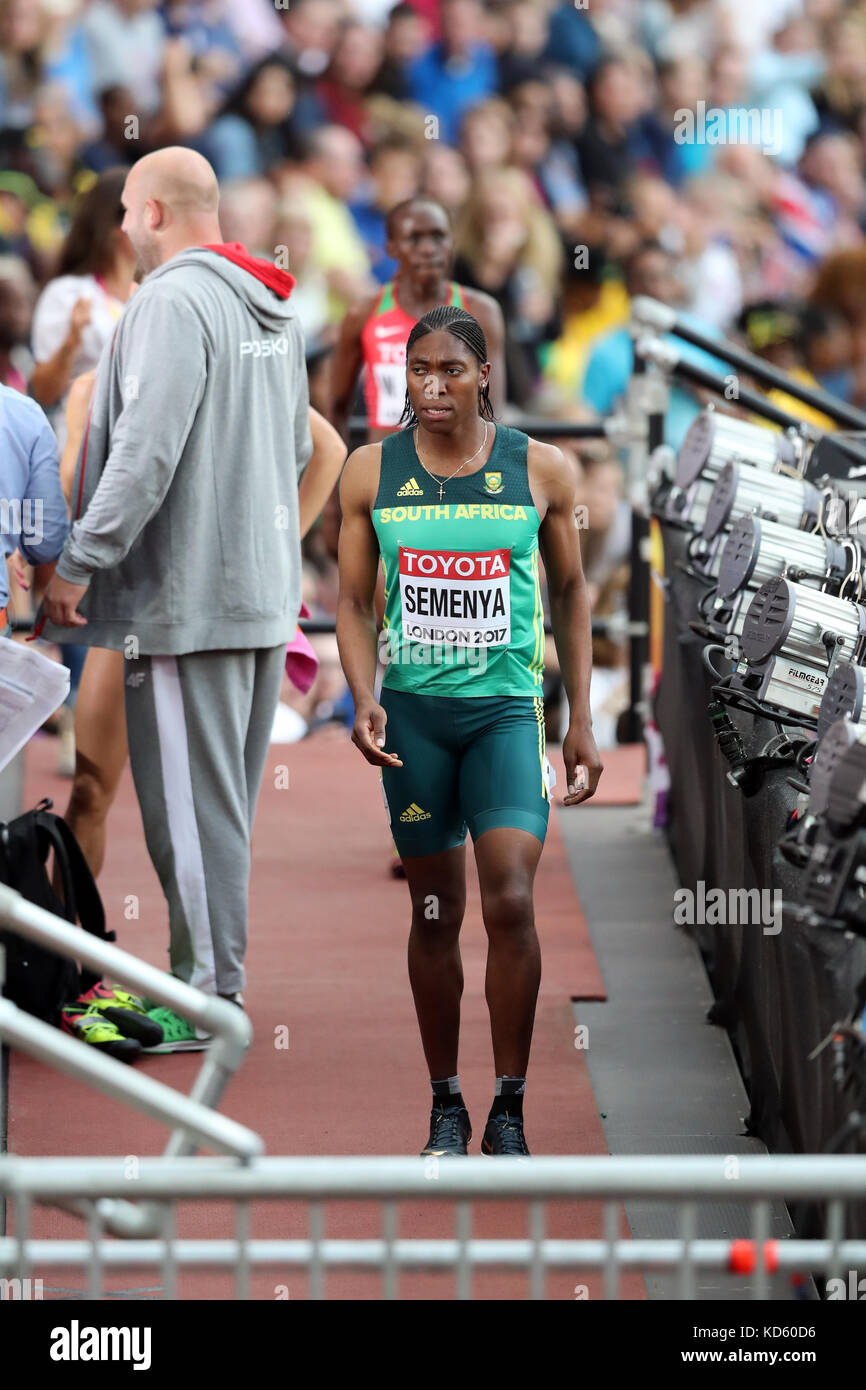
[5,0,866,744]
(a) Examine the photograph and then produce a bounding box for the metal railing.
[1,1153,864,1299]
[0,883,263,1240]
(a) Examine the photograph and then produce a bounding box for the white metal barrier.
[0,882,263,1240]
[1,1154,865,1300]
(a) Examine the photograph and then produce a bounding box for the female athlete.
[337,305,602,1156]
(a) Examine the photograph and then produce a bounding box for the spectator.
[407,0,498,145]
[577,57,646,197]
[497,0,551,92]
[0,254,35,392]
[80,85,143,174]
[453,165,563,406]
[799,130,866,238]
[81,0,165,120]
[542,0,603,81]
[0,381,69,639]
[812,9,866,131]
[749,12,824,166]
[273,197,328,341]
[0,0,96,151]
[371,2,431,101]
[278,0,343,79]
[736,298,838,430]
[507,85,588,234]
[799,302,859,404]
[207,54,301,180]
[420,141,472,218]
[547,66,588,145]
[218,177,278,257]
[316,21,385,146]
[581,239,727,450]
[676,175,744,333]
[30,167,136,449]
[459,96,513,175]
[632,55,714,187]
[161,0,243,100]
[542,244,630,404]
[349,133,422,282]
[288,125,374,324]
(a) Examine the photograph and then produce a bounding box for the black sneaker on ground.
[481,1112,531,1156]
[420,1104,471,1157]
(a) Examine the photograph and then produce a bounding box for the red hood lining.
[201,241,296,299]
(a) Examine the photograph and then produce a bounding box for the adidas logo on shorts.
[397,477,424,497]
[400,802,431,822]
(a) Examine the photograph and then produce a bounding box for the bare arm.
[297,407,347,539]
[336,444,402,768]
[465,289,507,416]
[328,297,373,441]
[30,298,92,408]
[531,438,602,805]
[59,369,96,505]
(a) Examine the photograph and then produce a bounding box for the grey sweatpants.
[123,645,286,995]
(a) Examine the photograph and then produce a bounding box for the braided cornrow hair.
[399,304,496,428]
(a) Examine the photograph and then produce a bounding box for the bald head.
[122,147,222,272]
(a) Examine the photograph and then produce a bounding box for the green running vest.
[372,424,544,697]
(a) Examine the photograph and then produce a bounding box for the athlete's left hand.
[562,722,603,807]
[42,574,88,627]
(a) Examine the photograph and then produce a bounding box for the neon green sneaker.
[142,1006,211,1053]
[60,1004,142,1064]
[75,982,164,1048]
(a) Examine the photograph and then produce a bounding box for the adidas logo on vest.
[397,477,424,497]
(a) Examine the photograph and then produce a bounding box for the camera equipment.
[722,577,866,723]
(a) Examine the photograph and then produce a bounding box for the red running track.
[8,726,646,1300]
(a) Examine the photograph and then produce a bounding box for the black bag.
[0,798,116,1025]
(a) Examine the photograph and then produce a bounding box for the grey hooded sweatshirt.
[46,245,312,655]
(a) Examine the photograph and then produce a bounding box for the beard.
[130,236,159,275]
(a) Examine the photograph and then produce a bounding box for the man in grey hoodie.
[42,147,312,1048]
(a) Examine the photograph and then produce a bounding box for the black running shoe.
[481,1112,531,1156]
[75,983,165,1048]
[420,1104,471,1157]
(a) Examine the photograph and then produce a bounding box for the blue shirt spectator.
[349,198,395,283]
[583,314,728,452]
[407,42,498,146]
[543,2,602,81]
[0,385,69,614]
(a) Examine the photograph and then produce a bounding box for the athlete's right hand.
[352,699,403,767]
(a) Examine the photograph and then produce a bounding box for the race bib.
[399,546,511,647]
[371,362,407,427]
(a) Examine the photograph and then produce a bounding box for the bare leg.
[474,828,544,1077]
[402,845,467,1079]
[64,648,127,877]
